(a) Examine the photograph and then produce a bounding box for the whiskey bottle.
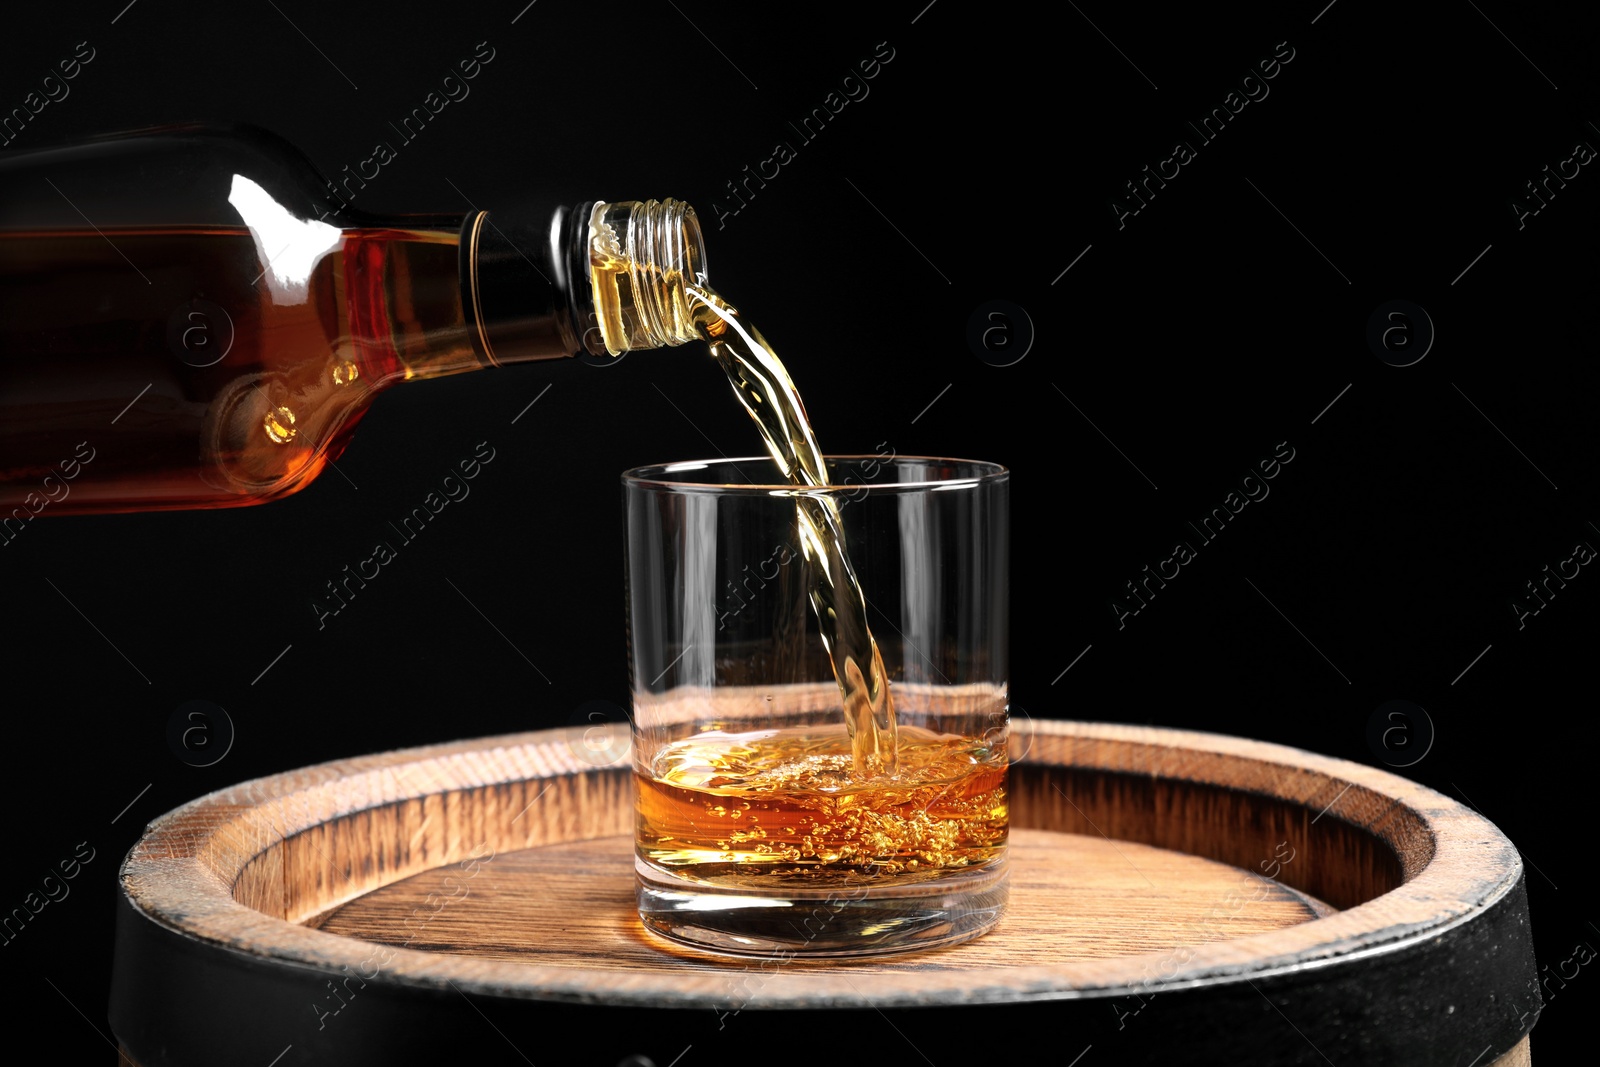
[0,123,704,517]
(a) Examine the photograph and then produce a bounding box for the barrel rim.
[117,718,1525,1009]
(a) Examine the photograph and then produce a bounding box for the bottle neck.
[460,202,595,368]
[379,199,707,382]
[461,198,707,369]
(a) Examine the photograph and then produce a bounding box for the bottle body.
[0,124,704,518]
[2,215,471,513]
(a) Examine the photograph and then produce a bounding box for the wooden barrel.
[110,720,1539,1066]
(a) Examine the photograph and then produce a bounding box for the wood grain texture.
[109,717,1541,1066]
[317,829,1333,969]
[117,717,1522,1005]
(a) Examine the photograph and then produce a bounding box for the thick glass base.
[635,857,1009,958]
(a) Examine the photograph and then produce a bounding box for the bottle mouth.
[588,199,706,355]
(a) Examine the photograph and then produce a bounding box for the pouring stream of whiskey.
[687,283,898,777]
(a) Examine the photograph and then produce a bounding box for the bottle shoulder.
[0,122,356,231]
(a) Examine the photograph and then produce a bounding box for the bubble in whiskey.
[637,725,1007,882]
[263,405,298,443]
[331,359,359,386]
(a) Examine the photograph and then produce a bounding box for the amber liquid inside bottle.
[0,223,477,514]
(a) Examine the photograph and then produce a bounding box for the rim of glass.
[622,455,1009,494]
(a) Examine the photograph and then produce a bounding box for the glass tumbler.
[625,455,1010,957]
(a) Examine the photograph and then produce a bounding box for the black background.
[3,1,1597,1062]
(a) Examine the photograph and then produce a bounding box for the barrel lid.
[110,717,1539,1066]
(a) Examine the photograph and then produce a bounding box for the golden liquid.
[0,226,475,513]
[688,284,898,777]
[636,724,1007,887]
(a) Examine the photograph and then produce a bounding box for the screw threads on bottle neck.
[588,199,706,355]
